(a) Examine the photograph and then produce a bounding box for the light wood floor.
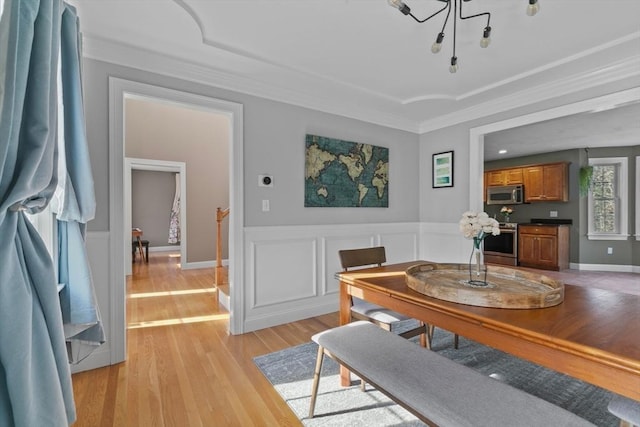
[72,252,338,426]
[72,253,639,426]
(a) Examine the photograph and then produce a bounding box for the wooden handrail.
[215,207,230,285]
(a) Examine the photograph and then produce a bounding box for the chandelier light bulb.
[480,26,491,48]
[527,0,540,16]
[431,32,444,54]
[449,56,458,73]
[388,0,411,15]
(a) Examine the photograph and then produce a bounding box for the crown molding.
[81,32,638,137]
[418,55,640,133]
[80,35,420,133]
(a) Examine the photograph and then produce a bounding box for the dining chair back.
[338,246,428,348]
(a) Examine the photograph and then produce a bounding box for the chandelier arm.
[452,0,457,57]
[438,1,452,34]
[407,1,449,24]
[459,1,491,27]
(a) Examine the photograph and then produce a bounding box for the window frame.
[587,157,629,241]
[636,156,639,241]
[26,206,57,259]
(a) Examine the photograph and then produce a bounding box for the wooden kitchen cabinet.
[518,224,569,271]
[523,162,568,202]
[486,167,523,186]
[483,172,487,203]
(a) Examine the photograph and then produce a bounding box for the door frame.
[108,77,245,364]
[125,158,187,274]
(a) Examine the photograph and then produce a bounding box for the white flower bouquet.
[459,211,500,249]
[459,211,500,286]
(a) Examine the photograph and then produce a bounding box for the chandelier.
[388,0,540,73]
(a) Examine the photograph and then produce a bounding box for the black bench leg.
[308,345,325,418]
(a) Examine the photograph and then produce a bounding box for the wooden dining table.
[338,261,640,401]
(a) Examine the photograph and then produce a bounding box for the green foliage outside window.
[591,165,617,233]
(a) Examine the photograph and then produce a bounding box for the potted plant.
[579,165,593,197]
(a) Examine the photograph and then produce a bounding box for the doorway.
[125,158,187,275]
[108,78,245,365]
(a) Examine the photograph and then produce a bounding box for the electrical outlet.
[550,211,558,218]
[607,247,613,255]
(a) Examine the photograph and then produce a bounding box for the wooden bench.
[309,321,596,426]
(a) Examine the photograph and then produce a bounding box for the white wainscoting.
[421,222,470,264]
[242,222,430,332]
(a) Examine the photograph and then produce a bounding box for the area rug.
[254,325,619,426]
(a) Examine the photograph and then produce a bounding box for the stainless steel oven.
[483,223,518,266]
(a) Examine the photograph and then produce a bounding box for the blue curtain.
[55,3,105,364]
[0,0,103,424]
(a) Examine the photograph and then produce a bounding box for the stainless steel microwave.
[486,185,524,205]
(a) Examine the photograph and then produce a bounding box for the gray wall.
[83,58,420,235]
[82,58,638,268]
[418,77,640,226]
[131,170,177,248]
[418,78,640,268]
[125,98,229,262]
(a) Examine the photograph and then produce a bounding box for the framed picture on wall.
[432,151,454,188]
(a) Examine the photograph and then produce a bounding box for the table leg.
[339,281,352,387]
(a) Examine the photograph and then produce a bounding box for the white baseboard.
[218,289,230,311]
[570,262,639,273]
[149,245,180,253]
[182,259,229,270]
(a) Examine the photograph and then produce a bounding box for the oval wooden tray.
[405,263,564,309]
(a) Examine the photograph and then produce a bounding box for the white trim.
[80,33,639,135]
[25,206,56,260]
[587,157,629,240]
[468,88,640,213]
[148,245,180,253]
[109,78,245,366]
[570,262,639,274]
[81,36,418,133]
[636,156,640,241]
[420,56,640,133]
[125,157,187,276]
[181,260,216,270]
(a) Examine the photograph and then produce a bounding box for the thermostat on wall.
[258,174,273,187]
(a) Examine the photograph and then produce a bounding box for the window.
[587,157,628,240]
[26,208,56,258]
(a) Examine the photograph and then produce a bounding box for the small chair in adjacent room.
[132,239,149,263]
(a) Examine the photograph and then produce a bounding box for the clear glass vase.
[468,244,488,287]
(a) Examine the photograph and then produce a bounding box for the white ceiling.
[71,0,640,146]
[484,101,640,161]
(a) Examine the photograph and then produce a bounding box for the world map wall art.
[304,134,389,207]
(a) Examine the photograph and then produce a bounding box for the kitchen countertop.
[528,218,573,225]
